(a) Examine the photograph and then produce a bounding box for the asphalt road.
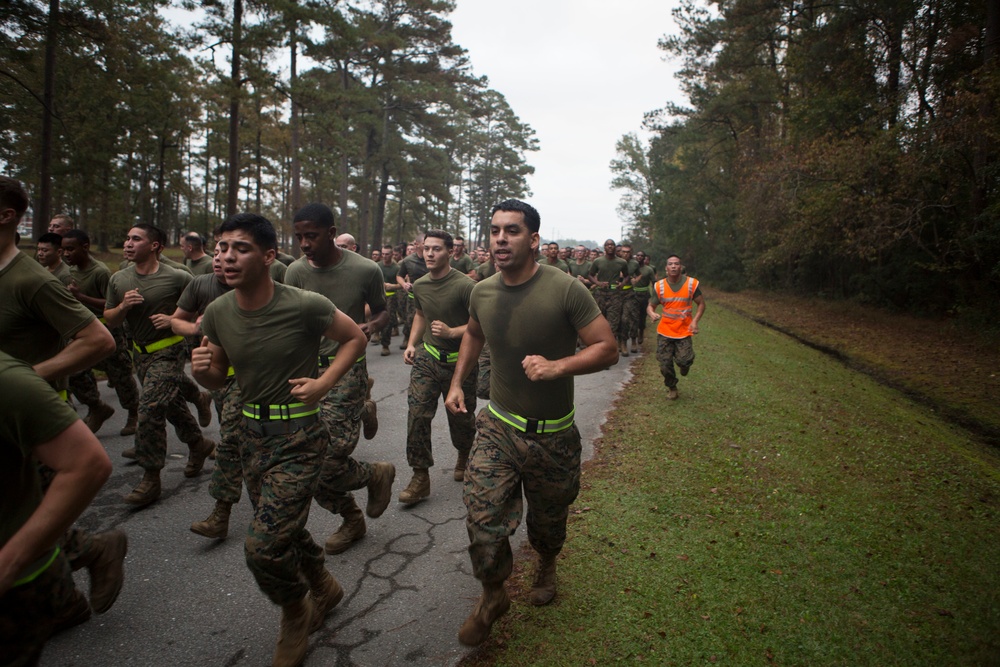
[41,338,634,667]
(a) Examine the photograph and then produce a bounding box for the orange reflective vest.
[653,276,699,339]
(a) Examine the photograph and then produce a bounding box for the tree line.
[1,0,538,252]
[612,0,998,319]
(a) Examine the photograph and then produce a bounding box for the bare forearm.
[33,321,114,381]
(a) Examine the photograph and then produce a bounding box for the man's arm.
[0,420,111,594]
[67,283,107,312]
[445,317,485,415]
[521,315,618,382]
[430,320,467,341]
[690,294,706,334]
[103,287,143,329]
[360,304,389,339]
[288,310,367,405]
[32,318,115,382]
[163,306,201,337]
[191,336,231,391]
[403,309,427,365]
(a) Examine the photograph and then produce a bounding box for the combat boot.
[325,503,366,554]
[397,468,430,505]
[124,470,161,507]
[121,447,137,460]
[366,461,396,517]
[120,409,138,436]
[307,568,344,633]
[631,338,640,354]
[196,390,213,427]
[190,501,232,539]
[84,401,115,434]
[74,529,128,614]
[457,582,510,646]
[185,437,216,477]
[620,340,630,358]
[529,553,558,606]
[381,345,390,356]
[52,589,92,635]
[667,387,679,400]
[391,326,399,337]
[453,450,469,482]
[272,596,313,667]
[679,364,690,377]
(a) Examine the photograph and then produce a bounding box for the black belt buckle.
[525,418,540,434]
[244,414,317,437]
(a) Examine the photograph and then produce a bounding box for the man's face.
[182,241,195,259]
[217,230,273,289]
[590,248,599,261]
[35,242,61,267]
[634,251,645,266]
[559,247,570,261]
[423,236,450,272]
[61,237,88,267]
[406,244,415,256]
[382,248,394,264]
[547,244,559,260]
[453,240,465,258]
[123,227,158,263]
[293,219,335,267]
[393,249,402,262]
[621,246,632,261]
[413,239,424,257]
[490,210,537,273]
[371,249,381,262]
[48,217,72,235]
[665,256,683,278]
[604,240,616,256]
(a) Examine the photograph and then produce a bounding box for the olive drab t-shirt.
[634,264,655,289]
[284,252,386,358]
[0,252,96,375]
[469,265,601,420]
[412,268,475,353]
[588,255,628,285]
[185,255,213,276]
[201,284,336,407]
[450,254,476,274]
[398,254,428,284]
[270,259,286,283]
[379,261,400,291]
[106,263,192,345]
[475,261,497,281]
[178,273,232,315]
[50,261,73,287]
[0,351,81,547]
[544,258,571,273]
[568,260,591,279]
[70,260,112,317]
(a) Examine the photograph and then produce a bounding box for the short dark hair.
[382,244,394,252]
[424,228,453,251]
[0,177,29,218]
[132,223,166,246]
[491,199,540,233]
[184,232,205,248]
[64,229,90,245]
[37,232,62,246]
[218,212,277,251]
[666,253,682,262]
[293,202,335,229]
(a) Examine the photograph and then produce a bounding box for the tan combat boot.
[365,462,396,518]
[191,501,232,539]
[620,340,630,358]
[667,387,679,400]
[307,568,344,633]
[529,553,558,606]
[453,450,469,482]
[272,596,313,667]
[120,408,138,436]
[84,401,115,434]
[124,470,161,507]
[397,468,430,505]
[185,437,216,477]
[381,345,390,357]
[75,529,128,613]
[325,503,366,554]
[121,446,137,460]
[457,582,510,646]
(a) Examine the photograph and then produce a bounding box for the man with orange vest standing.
[647,254,706,400]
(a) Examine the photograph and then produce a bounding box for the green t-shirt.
[543,258,571,273]
[178,273,231,315]
[106,263,192,345]
[412,268,475,353]
[160,255,193,274]
[379,261,400,292]
[0,252,96,376]
[588,255,628,285]
[476,261,497,281]
[284,252,386,357]
[398,254,428,284]
[270,259,286,284]
[185,255,214,276]
[49,260,73,287]
[70,260,112,317]
[470,265,601,420]
[450,253,476,274]
[0,351,81,548]
[634,265,655,289]
[276,251,296,267]
[201,284,336,407]
[568,260,591,279]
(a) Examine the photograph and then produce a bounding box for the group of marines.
[2,172,707,666]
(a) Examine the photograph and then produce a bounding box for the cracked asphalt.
[41,341,633,666]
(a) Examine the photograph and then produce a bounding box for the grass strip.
[464,305,1000,666]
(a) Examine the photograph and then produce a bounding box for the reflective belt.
[58,389,69,402]
[407,292,415,299]
[227,366,236,378]
[242,402,320,420]
[318,354,365,369]
[487,402,575,434]
[13,547,60,588]
[423,341,459,363]
[634,286,650,293]
[98,317,108,324]
[133,335,184,355]
[620,284,633,290]
[386,290,396,297]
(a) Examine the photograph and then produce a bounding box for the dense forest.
[0,0,538,251]
[611,0,998,319]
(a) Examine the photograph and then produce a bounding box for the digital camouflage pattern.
[69,325,138,411]
[620,289,642,342]
[656,335,695,389]
[406,346,476,470]
[401,293,417,344]
[209,378,243,504]
[316,361,372,516]
[476,342,491,400]
[133,344,203,471]
[593,289,624,341]
[240,418,327,606]
[379,290,400,347]
[0,552,79,666]
[464,409,581,583]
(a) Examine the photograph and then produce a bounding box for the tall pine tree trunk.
[226,0,243,217]
[37,0,59,238]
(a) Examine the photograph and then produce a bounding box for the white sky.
[450,0,684,245]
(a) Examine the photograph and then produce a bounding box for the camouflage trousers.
[317,361,373,517]
[133,343,203,472]
[464,408,582,584]
[476,342,491,400]
[379,292,400,347]
[209,378,243,504]
[656,335,695,389]
[240,418,327,607]
[594,289,624,341]
[0,551,77,667]
[401,293,417,344]
[620,288,642,342]
[406,346,477,470]
[634,290,650,341]
[69,325,138,411]
[38,466,96,575]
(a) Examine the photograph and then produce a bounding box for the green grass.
[465,306,1000,666]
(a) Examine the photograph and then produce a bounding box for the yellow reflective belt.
[13,547,60,587]
[385,290,396,297]
[58,389,69,402]
[242,402,320,420]
[487,402,575,434]
[423,341,459,363]
[133,335,184,354]
[407,292,415,299]
[227,366,236,378]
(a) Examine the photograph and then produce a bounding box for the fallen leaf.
[643,611,652,618]
[677,554,690,561]
[701,614,710,621]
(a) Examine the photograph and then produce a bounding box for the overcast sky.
[450,0,684,245]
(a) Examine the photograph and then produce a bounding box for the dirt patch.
[708,288,1000,446]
